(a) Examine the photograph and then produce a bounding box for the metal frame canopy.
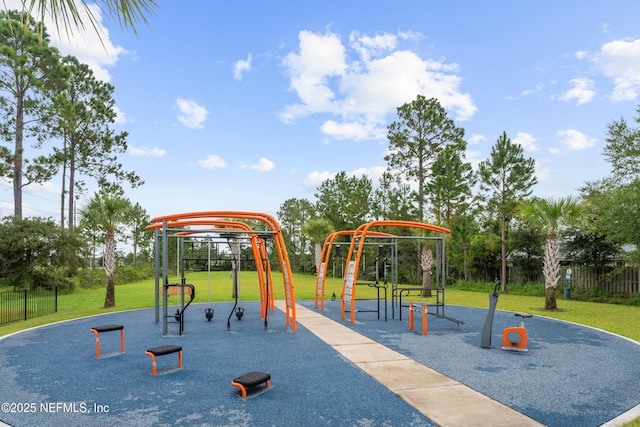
[147,211,297,332]
[340,220,450,324]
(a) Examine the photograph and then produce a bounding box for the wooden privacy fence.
[0,287,58,325]
[509,265,639,296]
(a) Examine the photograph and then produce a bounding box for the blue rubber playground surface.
[0,299,639,426]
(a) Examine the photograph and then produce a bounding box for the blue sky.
[3,1,640,221]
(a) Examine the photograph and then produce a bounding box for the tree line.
[0,11,150,308]
[276,97,640,309]
[2,10,639,311]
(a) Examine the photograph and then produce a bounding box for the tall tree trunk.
[501,212,507,292]
[545,286,557,310]
[462,242,469,282]
[543,235,560,310]
[13,96,24,219]
[104,229,116,308]
[421,246,433,297]
[60,161,67,228]
[67,136,76,229]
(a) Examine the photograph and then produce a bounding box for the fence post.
[23,289,27,321]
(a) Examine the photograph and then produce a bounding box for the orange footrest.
[231,371,271,398]
[145,345,183,376]
[90,324,124,358]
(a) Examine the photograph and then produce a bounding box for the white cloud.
[349,31,397,62]
[465,150,482,170]
[349,165,386,184]
[27,181,60,198]
[198,155,227,169]
[398,30,425,41]
[113,105,128,124]
[304,166,386,190]
[593,38,640,101]
[468,133,485,145]
[321,120,385,141]
[280,29,476,140]
[128,146,166,157]
[560,77,596,105]
[304,170,333,189]
[233,54,252,80]
[519,83,545,97]
[250,157,275,172]
[176,98,209,129]
[535,161,552,182]
[513,132,539,152]
[556,129,597,151]
[4,0,129,82]
[281,30,346,122]
[575,50,588,60]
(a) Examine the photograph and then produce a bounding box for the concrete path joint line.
[277,301,544,427]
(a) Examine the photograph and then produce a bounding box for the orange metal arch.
[148,211,296,331]
[315,230,393,310]
[152,221,271,307]
[341,220,450,323]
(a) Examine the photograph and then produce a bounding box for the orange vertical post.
[409,302,414,331]
[422,305,428,335]
[93,331,101,358]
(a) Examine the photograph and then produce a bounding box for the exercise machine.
[480,281,500,348]
[502,312,533,352]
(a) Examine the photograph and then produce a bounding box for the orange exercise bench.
[231,371,271,398]
[90,324,124,358]
[145,345,182,376]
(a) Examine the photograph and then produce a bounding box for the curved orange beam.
[148,211,296,331]
[149,221,269,311]
[316,230,393,310]
[342,220,450,323]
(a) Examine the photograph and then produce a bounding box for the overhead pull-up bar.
[340,220,450,324]
[147,211,297,333]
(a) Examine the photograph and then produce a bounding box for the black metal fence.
[0,287,58,325]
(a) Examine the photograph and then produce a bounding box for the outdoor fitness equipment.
[502,312,533,352]
[480,281,500,348]
[147,211,297,334]
[340,220,456,326]
[162,279,195,335]
[205,238,214,321]
[315,229,395,312]
[222,232,244,331]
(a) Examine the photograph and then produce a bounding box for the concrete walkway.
[279,301,543,427]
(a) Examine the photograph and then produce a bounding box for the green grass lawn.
[1,271,640,343]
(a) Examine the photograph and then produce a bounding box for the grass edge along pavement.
[1,272,639,426]
[1,272,639,342]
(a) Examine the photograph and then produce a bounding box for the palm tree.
[518,196,585,310]
[8,0,158,37]
[302,217,335,272]
[80,190,133,308]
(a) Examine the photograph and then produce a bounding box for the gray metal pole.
[480,282,501,348]
[162,219,169,335]
[154,229,160,323]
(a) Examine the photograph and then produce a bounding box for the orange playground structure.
[314,220,459,326]
[147,211,297,333]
